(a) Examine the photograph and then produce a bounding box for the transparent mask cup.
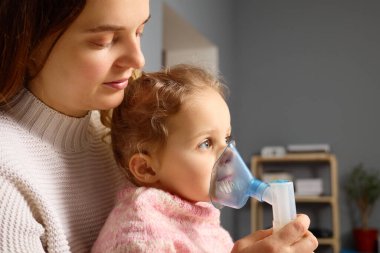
[209,141,297,231]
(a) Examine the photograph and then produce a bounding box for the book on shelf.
[286,144,330,153]
[295,178,323,196]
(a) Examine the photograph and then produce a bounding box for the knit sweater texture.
[0,89,125,253]
[91,185,234,253]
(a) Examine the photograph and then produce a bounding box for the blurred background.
[141,1,380,252]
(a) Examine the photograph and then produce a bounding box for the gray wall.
[145,0,380,250]
[141,1,162,71]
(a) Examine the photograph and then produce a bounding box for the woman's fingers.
[291,231,319,253]
[250,228,273,242]
[231,229,272,253]
[231,214,318,253]
[273,214,318,253]
[273,214,310,245]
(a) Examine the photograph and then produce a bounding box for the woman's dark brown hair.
[0,0,86,103]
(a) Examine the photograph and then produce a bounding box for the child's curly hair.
[110,64,228,184]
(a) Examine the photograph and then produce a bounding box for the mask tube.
[209,141,271,209]
[209,141,296,230]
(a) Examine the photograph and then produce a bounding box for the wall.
[234,1,380,249]
[141,0,162,71]
[145,0,380,249]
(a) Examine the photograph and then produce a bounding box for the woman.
[0,0,318,252]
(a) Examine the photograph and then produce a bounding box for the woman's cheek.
[78,45,114,67]
[76,57,110,81]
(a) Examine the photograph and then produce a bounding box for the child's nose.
[218,148,233,166]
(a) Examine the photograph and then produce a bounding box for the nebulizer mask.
[209,141,297,231]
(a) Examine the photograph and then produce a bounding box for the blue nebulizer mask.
[209,141,297,231]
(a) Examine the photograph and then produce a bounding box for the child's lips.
[217,174,233,182]
[103,78,129,90]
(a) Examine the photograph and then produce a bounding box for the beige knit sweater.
[0,89,124,253]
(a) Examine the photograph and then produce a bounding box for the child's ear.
[128,153,159,184]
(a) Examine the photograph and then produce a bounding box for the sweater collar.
[4,89,92,152]
[121,186,221,224]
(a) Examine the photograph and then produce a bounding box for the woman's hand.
[231,214,318,253]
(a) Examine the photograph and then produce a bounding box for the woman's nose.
[114,38,145,69]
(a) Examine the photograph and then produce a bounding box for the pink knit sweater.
[91,184,234,253]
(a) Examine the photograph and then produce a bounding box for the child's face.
[153,87,231,202]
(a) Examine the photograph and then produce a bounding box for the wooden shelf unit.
[250,153,340,253]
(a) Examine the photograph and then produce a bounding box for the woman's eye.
[90,39,113,49]
[92,42,112,48]
[199,139,211,150]
[90,35,118,49]
[225,136,232,144]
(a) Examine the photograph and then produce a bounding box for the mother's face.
[28,0,150,117]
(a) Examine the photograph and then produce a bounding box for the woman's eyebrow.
[85,14,151,33]
[85,25,125,33]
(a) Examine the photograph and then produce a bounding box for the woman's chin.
[98,93,125,110]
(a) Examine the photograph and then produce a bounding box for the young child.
[91,64,234,253]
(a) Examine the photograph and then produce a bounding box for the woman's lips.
[103,78,129,90]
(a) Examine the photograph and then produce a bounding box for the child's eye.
[136,30,144,38]
[198,139,212,150]
[136,25,145,38]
